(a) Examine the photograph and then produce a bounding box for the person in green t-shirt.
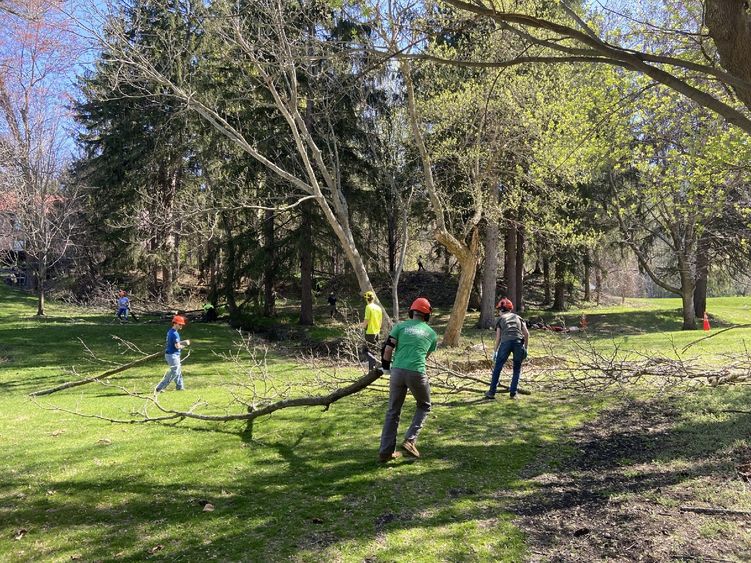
[360,290,383,370]
[378,297,438,462]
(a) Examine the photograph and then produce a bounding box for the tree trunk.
[543,254,551,305]
[299,201,314,325]
[503,221,517,302]
[221,214,239,320]
[533,242,542,275]
[594,250,603,306]
[263,208,275,318]
[387,201,397,275]
[681,283,697,330]
[479,220,499,328]
[694,235,709,318]
[515,222,524,312]
[583,250,592,302]
[441,228,480,347]
[705,0,751,112]
[553,259,567,311]
[680,262,697,330]
[391,188,412,322]
[162,260,173,303]
[36,261,46,316]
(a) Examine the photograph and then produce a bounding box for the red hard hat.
[409,297,432,315]
[172,315,187,325]
[497,298,513,311]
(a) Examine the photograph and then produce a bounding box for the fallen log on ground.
[30,351,162,397]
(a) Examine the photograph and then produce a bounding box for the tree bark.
[676,249,698,330]
[594,250,603,305]
[583,250,592,302]
[479,220,499,328]
[543,254,551,305]
[36,261,46,316]
[299,200,314,325]
[553,259,566,311]
[221,213,239,321]
[440,228,480,346]
[694,235,710,318]
[705,0,751,111]
[263,208,275,318]
[504,221,517,303]
[514,222,525,312]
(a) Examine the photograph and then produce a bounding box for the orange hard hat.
[172,315,186,325]
[409,297,432,315]
[496,298,513,311]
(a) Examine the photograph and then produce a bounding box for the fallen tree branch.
[37,367,387,424]
[679,505,751,517]
[30,351,162,397]
[681,324,751,352]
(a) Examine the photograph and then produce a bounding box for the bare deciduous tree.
[0,0,81,314]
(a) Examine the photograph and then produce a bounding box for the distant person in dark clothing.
[327,292,337,318]
[202,302,217,322]
[417,256,425,271]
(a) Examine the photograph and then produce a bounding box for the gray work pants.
[379,367,431,456]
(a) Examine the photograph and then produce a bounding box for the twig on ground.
[679,505,751,516]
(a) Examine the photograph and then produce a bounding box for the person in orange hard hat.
[484,298,528,400]
[378,297,438,462]
[155,315,191,392]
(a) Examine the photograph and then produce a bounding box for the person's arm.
[173,332,190,349]
[494,326,502,351]
[380,335,398,370]
[521,319,529,348]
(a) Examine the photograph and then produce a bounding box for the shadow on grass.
[4,391,751,561]
[511,392,751,561]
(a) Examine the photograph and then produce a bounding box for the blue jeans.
[116,307,128,320]
[156,353,183,391]
[487,339,524,397]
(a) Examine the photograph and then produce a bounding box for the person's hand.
[492,350,497,361]
[183,339,191,346]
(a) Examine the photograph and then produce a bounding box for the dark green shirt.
[389,319,438,373]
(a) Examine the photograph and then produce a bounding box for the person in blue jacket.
[155,315,191,392]
[115,290,130,322]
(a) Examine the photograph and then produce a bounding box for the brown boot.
[379,451,402,463]
[401,440,420,458]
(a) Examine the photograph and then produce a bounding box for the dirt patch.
[513,399,751,562]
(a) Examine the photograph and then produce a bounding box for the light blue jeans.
[156,352,183,391]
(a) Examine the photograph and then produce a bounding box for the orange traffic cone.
[703,312,710,331]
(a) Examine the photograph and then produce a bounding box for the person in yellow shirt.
[360,290,383,370]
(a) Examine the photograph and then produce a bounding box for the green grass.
[442,296,751,359]
[0,286,597,561]
[2,288,751,561]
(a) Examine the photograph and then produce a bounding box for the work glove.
[492,350,497,362]
[381,359,390,371]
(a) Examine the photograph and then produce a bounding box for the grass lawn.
[1,287,751,561]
